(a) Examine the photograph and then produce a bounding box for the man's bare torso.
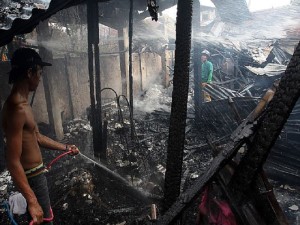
[2,92,42,170]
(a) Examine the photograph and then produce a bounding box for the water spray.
[78,152,129,184]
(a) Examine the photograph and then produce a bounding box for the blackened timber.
[128,0,134,115]
[163,0,193,213]
[129,0,134,139]
[252,172,289,225]
[208,136,287,225]
[208,146,249,225]
[0,93,5,171]
[157,139,246,225]
[157,104,260,224]
[192,0,201,121]
[229,41,300,203]
[87,0,103,159]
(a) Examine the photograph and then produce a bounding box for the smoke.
[135,2,299,47]
[134,84,172,113]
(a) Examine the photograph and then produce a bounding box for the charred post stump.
[163,0,193,214]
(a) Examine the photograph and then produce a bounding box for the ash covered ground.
[1,85,300,224]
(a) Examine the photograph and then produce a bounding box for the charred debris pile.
[2,39,300,224]
[197,38,300,184]
[1,41,300,224]
[37,53,300,223]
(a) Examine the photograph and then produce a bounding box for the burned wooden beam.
[156,52,300,222]
[192,0,202,121]
[226,41,300,224]
[87,0,103,159]
[0,93,4,171]
[163,0,193,214]
[229,41,300,200]
[156,135,249,224]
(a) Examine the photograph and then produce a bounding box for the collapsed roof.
[0,0,180,47]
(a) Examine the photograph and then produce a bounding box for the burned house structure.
[0,0,300,224]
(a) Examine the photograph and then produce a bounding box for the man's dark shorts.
[27,172,53,224]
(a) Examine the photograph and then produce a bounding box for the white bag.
[8,192,27,215]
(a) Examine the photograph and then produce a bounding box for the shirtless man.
[2,48,79,224]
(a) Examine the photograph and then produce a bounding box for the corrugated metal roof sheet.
[0,0,51,30]
[0,0,108,47]
[0,0,177,47]
[245,63,287,76]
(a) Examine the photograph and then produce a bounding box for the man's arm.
[35,128,79,154]
[5,106,44,224]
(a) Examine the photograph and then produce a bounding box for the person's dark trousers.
[27,173,53,225]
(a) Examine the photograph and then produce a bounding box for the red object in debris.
[197,187,237,225]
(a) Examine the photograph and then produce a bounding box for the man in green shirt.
[201,50,213,101]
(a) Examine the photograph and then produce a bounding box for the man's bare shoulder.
[2,94,27,126]
[5,93,27,110]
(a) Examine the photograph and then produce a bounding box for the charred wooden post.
[206,136,246,224]
[163,0,193,214]
[87,0,103,159]
[128,0,134,140]
[228,41,300,222]
[192,0,202,121]
[253,172,289,225]
[158,138,246,224]
[0,93,5,171]
[156,105,262,224]
[128,0,134,115]
[207,136,287,225]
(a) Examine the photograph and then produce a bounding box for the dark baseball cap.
[11,48,52,68]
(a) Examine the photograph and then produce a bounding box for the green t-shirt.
[201,61,213,83]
